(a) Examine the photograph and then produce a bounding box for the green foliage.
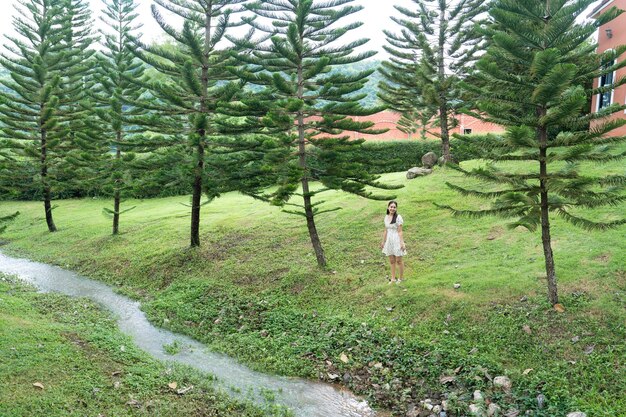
[322,137,485,175]
[132,0,263,247]
[443,0,626,305]
[0,0,98,232]
[234,0,401,265]
[92,0,151,235]
[379,0,488,161]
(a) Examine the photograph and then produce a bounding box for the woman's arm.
[380,228,387,249]
[397,225,405,250]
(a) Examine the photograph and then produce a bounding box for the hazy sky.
[0,0,416,57]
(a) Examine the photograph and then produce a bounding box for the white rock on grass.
[473,390,483,401]
[566,413,587,417]
[487,403,501,417]
[468,404,483,416]
[493,375,512,390]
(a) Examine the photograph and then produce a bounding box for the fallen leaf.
[522,325,532,335]
[32,382,44,390]
[522,368,533,375]
[453,366,463,374]
[584,345,595,355]
[439,375,456,384]
[327,373,340,380]
[176,385,193,395]
[553,303,565,313]
[111,370,122,377]
[339,353,349,363]
[373,362,383,369]
[571,336,580,343]
[168,382,177,390]
[126,399,142,408]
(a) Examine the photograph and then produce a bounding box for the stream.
[0,251,377,417]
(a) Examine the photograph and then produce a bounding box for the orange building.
[590,0,626,136]
[338,111,504,141]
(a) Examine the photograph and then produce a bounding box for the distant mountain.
[338,60,383,107]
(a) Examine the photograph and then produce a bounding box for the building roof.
[589,0,614,18]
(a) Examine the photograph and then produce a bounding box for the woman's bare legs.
[396,257,404,282]
[388,255,397,282]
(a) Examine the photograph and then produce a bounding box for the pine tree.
[132,0,251,247]
[56,0,101,199]
[235,0,400,267]
[379,0,488,162]
[0,0,73,231]
[440,0,626,305]
[94,0,148,235]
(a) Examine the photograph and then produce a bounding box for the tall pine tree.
[0,0,90,232]
[94,0,148,235]
[132,0,250,247]
[440,0,626,305]
[236,0,400,267]
[379,0,488,162]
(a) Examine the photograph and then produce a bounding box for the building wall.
[337,111,504,141]
[591,0,626,136]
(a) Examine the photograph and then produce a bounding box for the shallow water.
[0,251,376,417]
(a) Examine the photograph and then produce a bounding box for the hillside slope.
[1,160,624,416]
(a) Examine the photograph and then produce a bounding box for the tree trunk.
[440,107,451,162]
[303,180,326,267]
[438,2,451,162]
[188,9,213,248]
[297,59,326,267]
[112,146,121,235]
[538,114,558,305]
[190,143,204,247]
[41,128,57,232]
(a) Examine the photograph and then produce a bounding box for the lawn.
[1,158,624,416]
[0,275,291,417]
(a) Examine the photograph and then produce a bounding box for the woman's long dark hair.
[386,200,398,224]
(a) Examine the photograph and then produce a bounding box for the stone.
[407,167,433,179]
[536,394,546,409]
[422,152,438,168]
[453,283,461,289]
[493,375,512,390]
[473,390,483,401]
[566,413,587,417]
[468,404,482,416]
[437,154,458,166]
[487,403,501,417]
[405,403,420,417]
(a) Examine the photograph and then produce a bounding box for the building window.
[598,58,615,110]
[463,128,472,135]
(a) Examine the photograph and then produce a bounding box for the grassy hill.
[0,159,624,416]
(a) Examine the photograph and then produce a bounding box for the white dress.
[382,214,406,257]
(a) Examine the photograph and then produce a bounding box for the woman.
[380,200,406,283]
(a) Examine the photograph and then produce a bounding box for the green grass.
[1,158,624,416]
[0,275,291,417]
